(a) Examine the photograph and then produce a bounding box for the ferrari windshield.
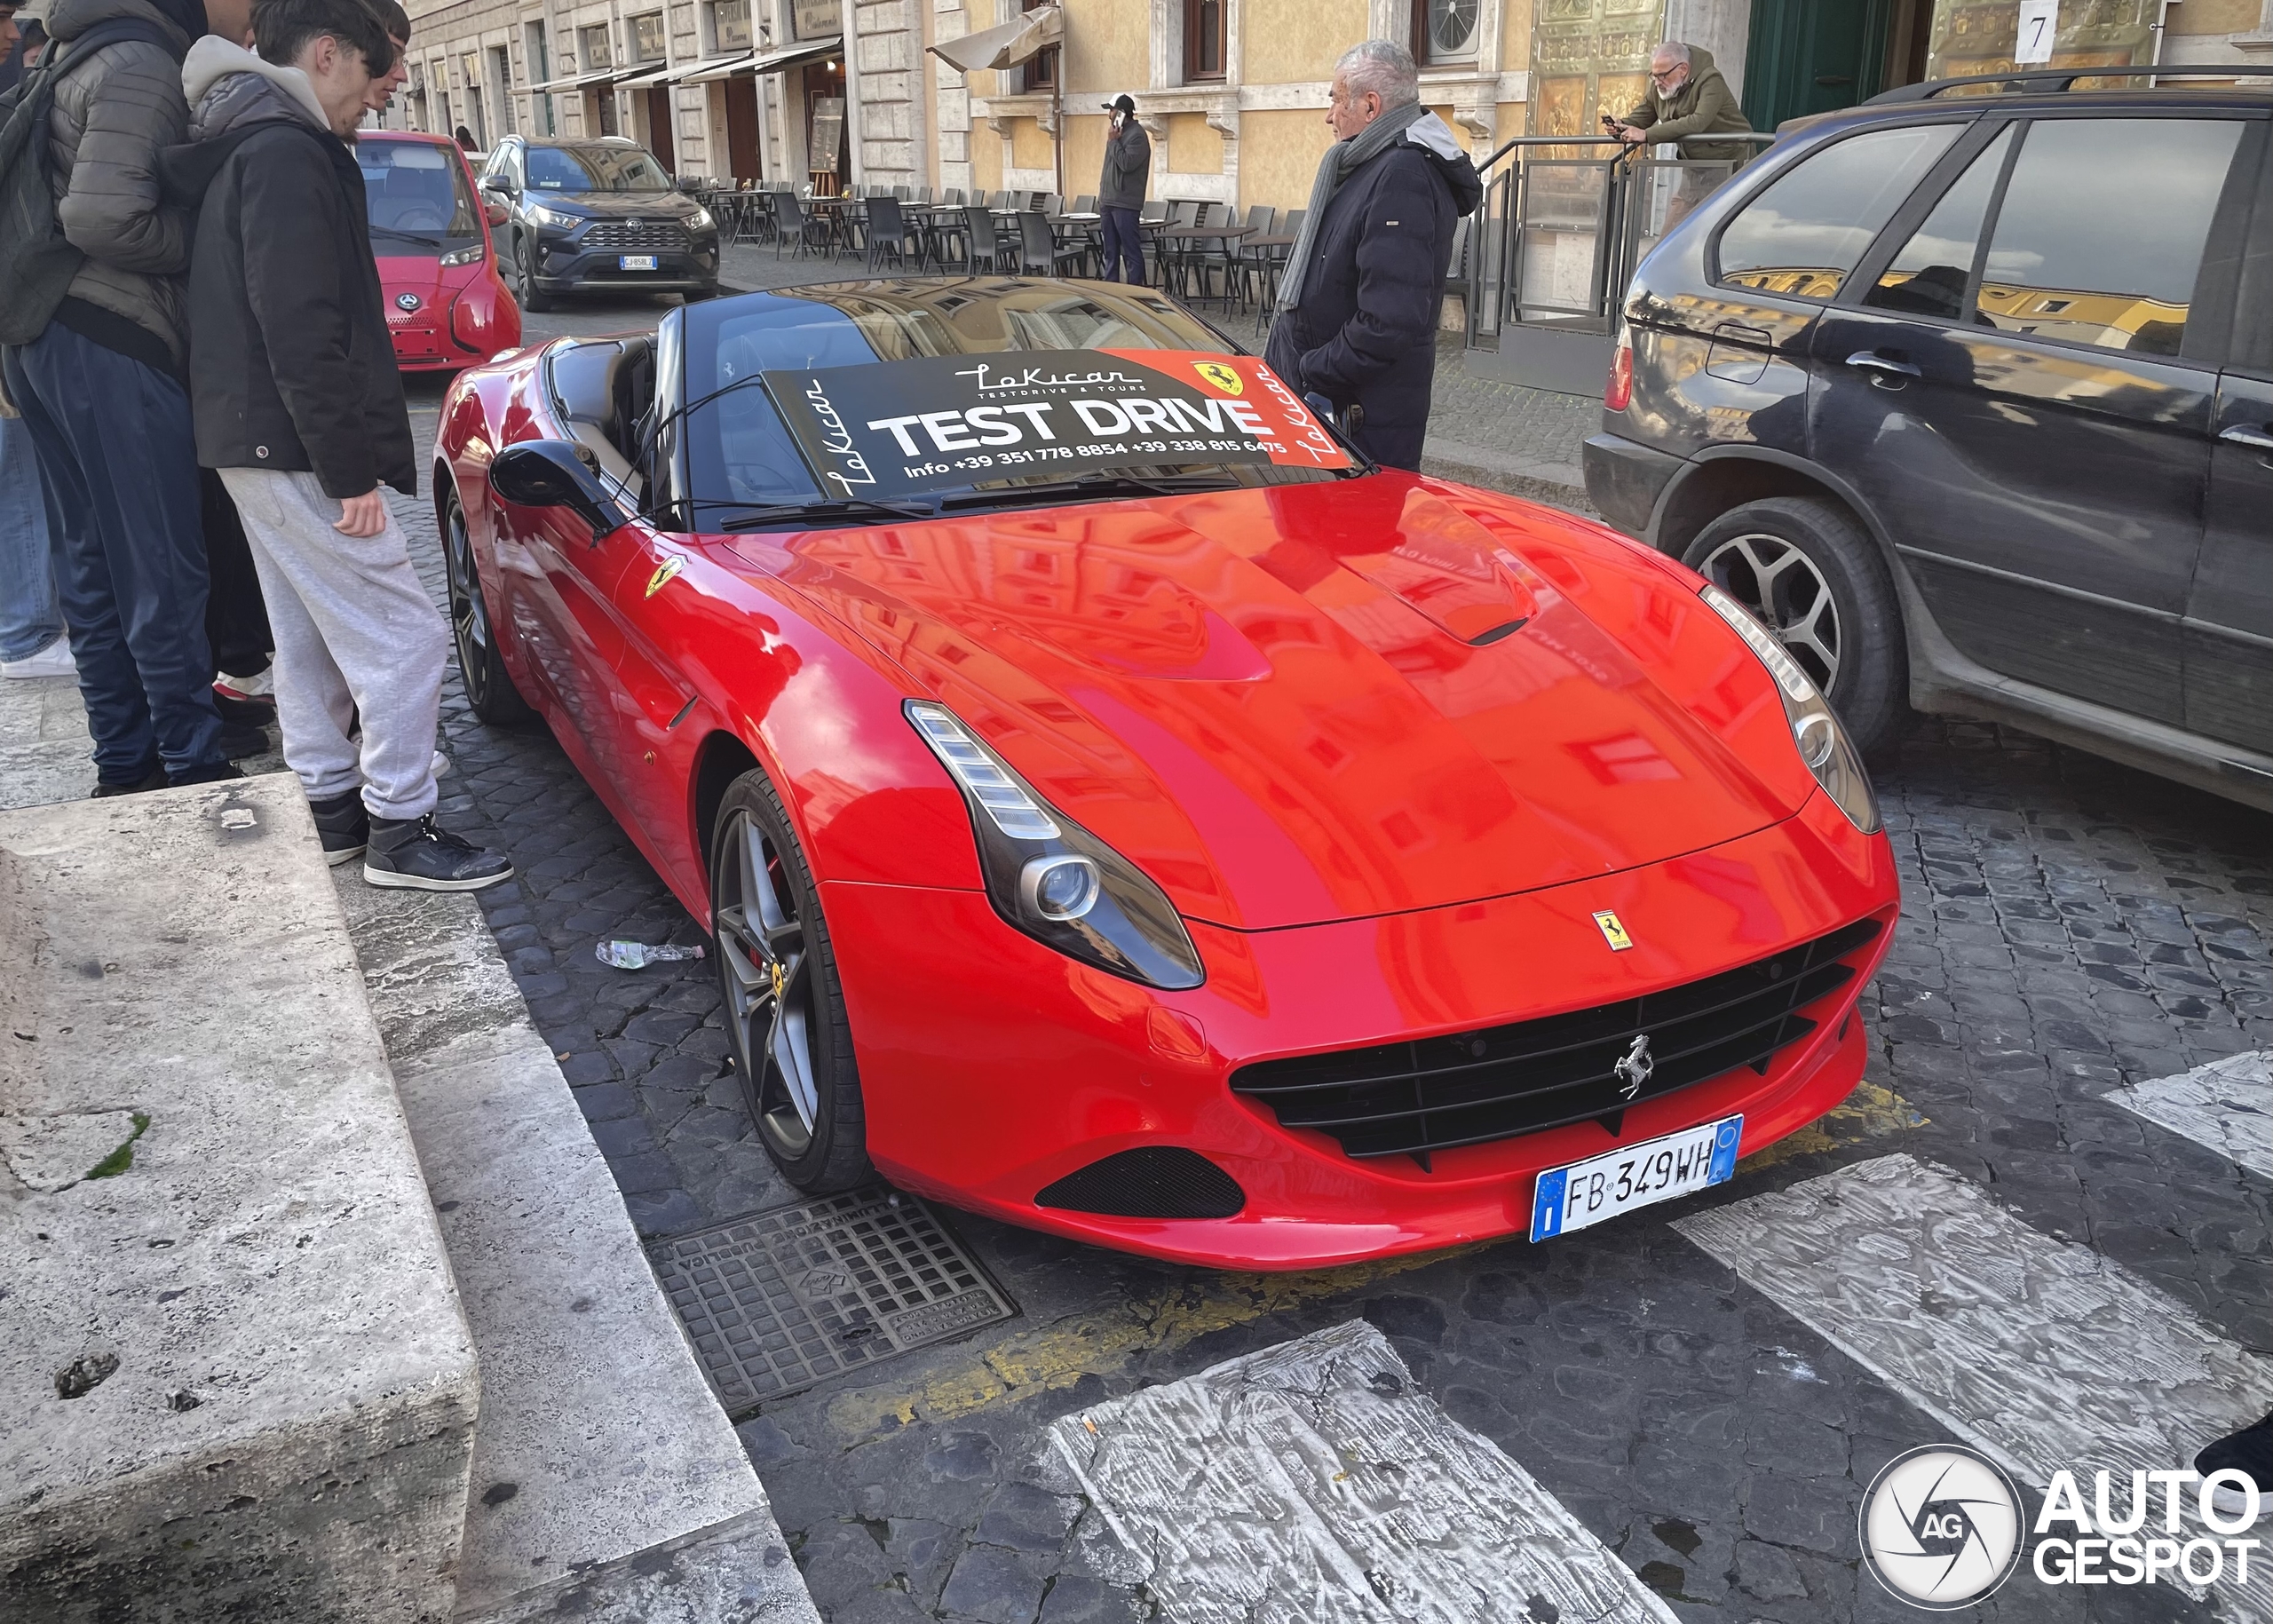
[676,281,1358,527]
[527,144,674,193]
[360,139,480,247]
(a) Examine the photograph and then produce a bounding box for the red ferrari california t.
[360,130,521,372]
[434,278,1898,1270]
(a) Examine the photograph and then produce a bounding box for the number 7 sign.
[2015,0,2058,64]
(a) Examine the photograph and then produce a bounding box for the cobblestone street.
[378,280,2273,1624]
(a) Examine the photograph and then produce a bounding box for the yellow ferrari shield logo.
[1592,910,1635,952]
[645,556,684,598]
[1193,361,1244,396]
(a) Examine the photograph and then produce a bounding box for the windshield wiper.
[369,225,446,249]
[714,497,940,531]
[937,471,1244,511]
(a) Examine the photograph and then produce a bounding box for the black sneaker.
[309,789,369,866]
[2197,1412,2273,1524]
[212,688,278,727]
[168,761,243,788]
[220,720,270,760]
[91,763,168,797]
[363,813,513,892]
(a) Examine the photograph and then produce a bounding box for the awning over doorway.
[527,68,622,93]
[682,52,756,83]
[748,37,843,75]
[614,64,679,88]
[926,6,1058,74]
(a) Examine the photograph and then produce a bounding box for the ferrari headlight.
[1699,583,1880,834]
[907,701,1204,989]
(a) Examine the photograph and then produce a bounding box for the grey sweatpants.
[218,468,447,821]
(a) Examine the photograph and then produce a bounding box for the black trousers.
[202,470,273,680]
[1099,207,1146,284]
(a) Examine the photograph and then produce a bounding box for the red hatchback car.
[435,279,1899,1270]
[359,131,521,372]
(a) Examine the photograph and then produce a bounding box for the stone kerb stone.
[0,776,479,1622]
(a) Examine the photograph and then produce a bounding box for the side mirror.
[483,197,510,227]
[481,175,519,198]
[489,440,624,540]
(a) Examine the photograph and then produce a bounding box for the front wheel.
[709,768,871,1192]
[441,484,535,725]
[1683,495,1908,757]
[513,233,554,312]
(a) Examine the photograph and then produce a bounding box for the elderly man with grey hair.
[1612,41,1752,161]
[1263,39,1480,471]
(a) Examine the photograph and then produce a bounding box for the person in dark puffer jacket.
[164,0,511,891]
[0,0,252,792]
[1263,39,1481,473]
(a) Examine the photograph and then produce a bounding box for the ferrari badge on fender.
[645,556,684,598]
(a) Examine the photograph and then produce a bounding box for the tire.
[513,233,554,313]
[709,768,871,1192]
[1683,495,1909,757]
[441,484,535,725]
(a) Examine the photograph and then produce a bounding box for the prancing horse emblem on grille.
[1613,1034,1654,1100]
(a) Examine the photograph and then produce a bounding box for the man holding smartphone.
[1097,92,1149,284]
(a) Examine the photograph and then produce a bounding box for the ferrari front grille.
[582,220,690,251]
[1230,917,1883,1161]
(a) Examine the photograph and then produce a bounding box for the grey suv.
[1583,68,2272,814]
[478,136,721,311]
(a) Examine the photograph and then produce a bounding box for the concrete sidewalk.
[0,678,818,1624]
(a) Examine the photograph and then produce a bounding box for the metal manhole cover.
[647,1187,1017,1414]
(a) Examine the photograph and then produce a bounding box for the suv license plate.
[620,254,658,271]
[1529,1113,1742,1241]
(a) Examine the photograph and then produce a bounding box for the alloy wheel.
[1696,531,1842,693]
[442,498,493,706]
[715,810,820,1160]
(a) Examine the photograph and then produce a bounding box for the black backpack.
[0,17,178,345]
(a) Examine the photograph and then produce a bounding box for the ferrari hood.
[761,478,1803,931]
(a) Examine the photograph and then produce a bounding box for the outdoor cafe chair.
[866,195,920,272]
[963,205,1006,273]
[1017,210,1083,277]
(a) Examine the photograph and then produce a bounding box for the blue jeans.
[1100,206,1145,284]
[0,414,62,662]
[2,325,226,780]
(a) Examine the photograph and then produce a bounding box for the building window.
[708,0,751,53]
[1412,0,1477,63]
[577,24,613,69]
[630,12,667,62]
[1183,0,1223,81]
[1021,0,1057,92]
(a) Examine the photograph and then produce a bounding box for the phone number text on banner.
[761,349,1350,500]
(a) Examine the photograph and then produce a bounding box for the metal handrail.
[1869,63,2273,102]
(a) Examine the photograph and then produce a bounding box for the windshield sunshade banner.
[760,349,1351,499]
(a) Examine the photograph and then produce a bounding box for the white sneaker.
[214,667,273,701]
[1,636,75,680]
[432,750,452,779]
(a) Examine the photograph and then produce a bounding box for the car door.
[2190,154,2273,759]
[1810,112,2260,726]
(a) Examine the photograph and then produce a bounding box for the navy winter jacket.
[1264,136,1482,471]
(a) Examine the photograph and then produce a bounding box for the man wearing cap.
[1097,92,1148,284]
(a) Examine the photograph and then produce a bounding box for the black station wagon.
[1583,67,2273,813]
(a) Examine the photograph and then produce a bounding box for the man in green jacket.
[1613,42,1752,161]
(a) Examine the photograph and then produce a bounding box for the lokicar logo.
[1192,361,1244,396]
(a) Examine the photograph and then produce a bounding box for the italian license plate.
[620,254,658,271]
[1530,1114,1742,1241]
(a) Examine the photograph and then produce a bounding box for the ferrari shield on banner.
[761,349,1352,499]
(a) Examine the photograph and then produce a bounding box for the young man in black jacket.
[167,0,510,890]
[1263,39,1481,471]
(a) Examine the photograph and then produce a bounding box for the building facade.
[386,0,2273,210]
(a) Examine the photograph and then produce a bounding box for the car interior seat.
[545,336,656,502]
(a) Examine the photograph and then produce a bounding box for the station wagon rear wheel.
[1684,495,1907,758]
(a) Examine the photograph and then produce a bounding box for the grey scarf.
[1275,99,1428,312]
